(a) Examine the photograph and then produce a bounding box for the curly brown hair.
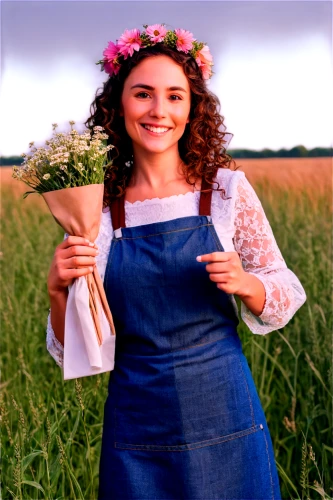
[85,44,237,208]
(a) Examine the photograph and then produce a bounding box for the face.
[120,55,191,157]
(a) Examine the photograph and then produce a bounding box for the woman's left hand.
[196,251,249,297]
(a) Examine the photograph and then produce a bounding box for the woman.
[46,25,306,499]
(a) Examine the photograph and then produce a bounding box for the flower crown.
[96,24,214,80]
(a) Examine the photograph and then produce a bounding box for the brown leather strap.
[110,177,213,231]
[110,192,125,231]
[198,176,213,216]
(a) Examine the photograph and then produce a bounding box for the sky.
[1,0,332,155]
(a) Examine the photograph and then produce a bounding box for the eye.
[135,92,151,99]
[169,95,182,101]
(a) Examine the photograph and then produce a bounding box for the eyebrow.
[130,84,187,92]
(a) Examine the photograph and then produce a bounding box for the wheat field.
[1,158,332,499]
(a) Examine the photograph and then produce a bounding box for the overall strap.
[110,191,126,232]
[110,177,213,231]
[198,176,213,217]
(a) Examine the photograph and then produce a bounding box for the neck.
[129,147,186,190]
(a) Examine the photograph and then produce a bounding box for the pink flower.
[200,64,212,80]
[103,41,119,62]
[146,24,167,43]
[196,45,213,67]
[117,29,142,59]
[174,29,195,53]
[103,59,121,76]
[195,45,213,79]
[102,41,121,75]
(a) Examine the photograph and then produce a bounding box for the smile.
[141,124,171,135]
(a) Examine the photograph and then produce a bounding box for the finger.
[60,265,95,282]
[216,282,233,293]
[196,252,232,263]
[205,262,230,273]
[209,273,231,283]
[61,235,98,249]
[62,255,97,270]
[62,244,99,260]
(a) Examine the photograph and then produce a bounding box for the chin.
[135,141,177,155]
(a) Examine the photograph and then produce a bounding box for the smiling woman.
[85,40,233,206]
[45,24,306,500]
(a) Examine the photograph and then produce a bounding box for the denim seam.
[171,352,188,453]
[118,223,214,240]
[207,224,224,252]
[262,426,275,500]
[237,356,256,427]
[114,423,262,452]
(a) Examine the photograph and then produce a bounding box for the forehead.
[124,55,189,89]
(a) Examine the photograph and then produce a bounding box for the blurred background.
[1,3,332,500]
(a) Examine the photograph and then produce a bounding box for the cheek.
[123,102,148,125]
[173,104,191,124]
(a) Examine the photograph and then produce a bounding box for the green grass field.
[1,176,332,499]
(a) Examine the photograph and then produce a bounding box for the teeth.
[143,125,169,133]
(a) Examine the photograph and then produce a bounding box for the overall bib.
[99,179,282,500]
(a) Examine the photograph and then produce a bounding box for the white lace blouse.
[46,168,306,368]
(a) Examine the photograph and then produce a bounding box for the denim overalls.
[99,178,282,500]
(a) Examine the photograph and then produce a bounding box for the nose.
[149,96,167,119]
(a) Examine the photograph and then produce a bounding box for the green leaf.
[22,190,38,199]
[21,480,45,494]
[276,462,301,499]
[22,450,45,472]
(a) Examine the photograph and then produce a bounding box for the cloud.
[0,57,105,155]
[211,35,333,149]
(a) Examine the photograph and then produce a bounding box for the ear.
[119,103,124,117]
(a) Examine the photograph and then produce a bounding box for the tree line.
[227,145,332,158]
[0,145,331,166]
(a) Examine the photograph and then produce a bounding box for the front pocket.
[115,422,264,451]
[113,346,257,449]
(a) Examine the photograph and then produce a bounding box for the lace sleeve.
[46,308,64,367]
[232,171,307,334]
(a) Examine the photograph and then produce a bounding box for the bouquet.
[12,121,116,380]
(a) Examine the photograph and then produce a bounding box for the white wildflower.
[12,121,114,197]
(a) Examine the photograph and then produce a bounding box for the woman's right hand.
[47,235,99,295]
